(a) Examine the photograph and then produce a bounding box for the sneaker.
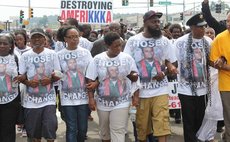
[221,132,226,141]
[21,129,27,137]
[217,126,224,133]
[17,125,23,133]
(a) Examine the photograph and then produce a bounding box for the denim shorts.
[24,105,57,139]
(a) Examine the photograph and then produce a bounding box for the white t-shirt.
[86,52,138,111]
[14,46,32,106]
[55,37,93,52]
[14,46,31,56]
[79,37,93,51]
[19,48,61,108]
[57,47,93,106]
[0,54,19,104]
[124,33,177,98]
[173,34,212,96]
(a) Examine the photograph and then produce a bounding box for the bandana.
[186,33,211,105]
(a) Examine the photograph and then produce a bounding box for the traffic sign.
[159,1,172,5]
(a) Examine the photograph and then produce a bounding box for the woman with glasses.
[57,25,93,142]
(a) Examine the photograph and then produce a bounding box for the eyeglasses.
[65,35,79,40]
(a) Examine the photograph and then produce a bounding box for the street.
[16,110,223,142]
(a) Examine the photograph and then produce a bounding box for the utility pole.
[4,20,12,31]
[4,21,8,31]
[147,0,149,11]
[16,20,19,29]
[28,0,31,19]
[183,0,185,26]
[166,0,168,23]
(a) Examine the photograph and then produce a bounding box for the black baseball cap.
[30,28,46,38]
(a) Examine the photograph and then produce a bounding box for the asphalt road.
[16,111,223,142]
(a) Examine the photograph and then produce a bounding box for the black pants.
[169,109,181,120]
[0,96,20,142]
[217,120,225,128]
[132,122,158,142]
[178,94,206,142]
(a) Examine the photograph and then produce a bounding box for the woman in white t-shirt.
[86,32,139,142]
[0,33,21,142]
[57,25,93,142]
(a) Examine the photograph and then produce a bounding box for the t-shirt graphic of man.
[192,48,205,82]
[31,63,51,95]
[137,47,162,82]
[64,58,85,91]
[104,66,124,97]
[0,64,12,95]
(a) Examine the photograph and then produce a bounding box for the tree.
[38,15,48,28]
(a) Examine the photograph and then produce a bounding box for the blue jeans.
[62,104,88,142]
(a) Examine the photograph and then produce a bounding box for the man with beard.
[124,10,177,142]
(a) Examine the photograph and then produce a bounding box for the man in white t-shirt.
[19,28,61,142]
[124,10,177,142]
[173,13,212,142]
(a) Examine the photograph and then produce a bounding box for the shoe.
[217,126,224,133]
[21,129,27,137]
[169,110,175,118]
[221,132,226,141]
[17,125,23,133]
[175,118,181,124]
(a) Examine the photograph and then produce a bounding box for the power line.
[0,4,59,9]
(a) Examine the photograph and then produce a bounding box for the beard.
[147,27,162,38]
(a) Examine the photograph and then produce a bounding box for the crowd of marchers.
[1,0,230,142]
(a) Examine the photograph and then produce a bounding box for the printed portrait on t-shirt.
[137,47,165,82]
[62,58,85,92]
[27,62,51,95]
[192,48,206,82]
[103,66,126,97]
[0,56,19,104]
[179,45,206,83]
[0,64,14,95]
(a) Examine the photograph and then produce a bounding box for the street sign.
[159,1,172,5]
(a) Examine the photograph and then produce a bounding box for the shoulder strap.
[14,54,19,72]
